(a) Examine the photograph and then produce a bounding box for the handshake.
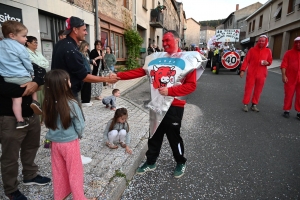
[106,72,120,84]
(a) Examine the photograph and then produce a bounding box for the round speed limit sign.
[221,51,241,69]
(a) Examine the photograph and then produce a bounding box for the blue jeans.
[109,66,115,72]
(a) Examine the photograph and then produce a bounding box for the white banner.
[215,29,240,42]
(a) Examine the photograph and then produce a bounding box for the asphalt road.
[121,68,300,199]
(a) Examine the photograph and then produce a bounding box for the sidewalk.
[267,59,281,69]
[0,76,150,200]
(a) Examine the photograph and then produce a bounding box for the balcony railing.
[150,9,164,28]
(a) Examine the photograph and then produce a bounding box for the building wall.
[177,2,186,48]
[200,26,216,47]
[246,0,300,58]
[163,0,180,33]
[0,0,95,66]
[136,0,163,64]
[185,18,200,48]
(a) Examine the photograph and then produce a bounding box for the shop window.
[110,32,125,59]
[259,15,263,28]
[101,31,109,48]
[274,2,282,20]
[287,0,296,13]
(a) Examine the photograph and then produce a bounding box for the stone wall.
[68,0,94,12]
[99,0,132,27]
[185,18,200,47]
[163,0,180,32]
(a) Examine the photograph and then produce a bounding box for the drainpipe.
[133,0,137,30]
[95,0,99,40]
[267,2,272,36]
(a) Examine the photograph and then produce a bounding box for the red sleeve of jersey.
[280,51,290,69]
[266,49,273,66]
[168,69,197,97]
[240,48,252,71]
[117,67,146,80]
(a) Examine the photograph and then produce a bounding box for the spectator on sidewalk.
[112,30,199,178]
[0,20,51,200]
[58,30,66,40]
[102,88,120,111]
[51,16,117,104]
[240,35,273,112]
[25,35,50,123]
[104,45,117,89]
[43,69,96,200]
[147,43,155,55]
[79,40,93,107]
[89,40,105,100]
[103,107,132,154]
[281,36,300,119]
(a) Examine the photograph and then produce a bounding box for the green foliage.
[109,170,130,186]
[124,29,143,70]
[199,19,225,28]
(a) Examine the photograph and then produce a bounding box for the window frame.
[274,3,283,20]
[252,19,255,32]
[142,0,147,10]
[123,0,129,9]
[259,15,263,29]
[248,22,252,33]
[287,0,296,14]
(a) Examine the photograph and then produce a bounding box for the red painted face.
[257,37,267,49]
[162,33,178,54]
[295,40,300,51]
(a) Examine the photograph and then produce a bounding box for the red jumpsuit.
[280,41,300,112]
[240,39,272,105]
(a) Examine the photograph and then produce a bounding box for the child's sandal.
[119,142,127,148]
[106,142,118,149]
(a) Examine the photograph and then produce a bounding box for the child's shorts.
[4,76,32,85]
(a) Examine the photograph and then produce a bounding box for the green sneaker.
[174,163,186,178]
[136,162,156,175]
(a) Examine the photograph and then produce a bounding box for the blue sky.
[176,0,269,21]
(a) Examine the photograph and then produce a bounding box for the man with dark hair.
[52,16,118,100]
[111,30,204,178]
[57,30,66,40]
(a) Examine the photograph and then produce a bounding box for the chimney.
[236,4,239,11]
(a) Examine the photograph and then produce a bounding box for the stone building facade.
[243,0,300,59]
[163,0,180,33]
[176,2,187,48]
[185,18,201,49]
[0,0,96,67]
[200,26,216,48]
[98,0,133,61]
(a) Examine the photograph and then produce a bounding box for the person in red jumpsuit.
[240,35,273,112]
[112,30,197,178]
[281,36,300,119]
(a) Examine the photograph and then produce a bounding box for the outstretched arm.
[83,74,119,83]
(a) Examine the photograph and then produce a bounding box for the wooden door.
[273,34,283,59]
[288,28,300,50]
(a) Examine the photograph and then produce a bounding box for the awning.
[241,38,250,44]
